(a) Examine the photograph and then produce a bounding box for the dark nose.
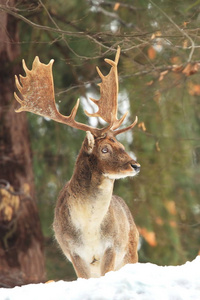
[131,163,141,173]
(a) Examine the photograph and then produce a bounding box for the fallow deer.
[14,47,140,279]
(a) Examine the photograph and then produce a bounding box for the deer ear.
[83,131,95,154]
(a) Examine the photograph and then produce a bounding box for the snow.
[1,256,200,300]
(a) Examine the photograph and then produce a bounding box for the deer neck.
[69,150,114,207]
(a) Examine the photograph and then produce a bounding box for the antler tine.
[104,44,120,68]
[113,116,138,136]
[85,46,128,131]
[14,56,100,136]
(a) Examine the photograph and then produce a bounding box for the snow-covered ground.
[1,256,200,300]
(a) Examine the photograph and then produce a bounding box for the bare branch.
[149,0,195,62]
[0,3,113,52]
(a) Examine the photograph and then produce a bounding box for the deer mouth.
[118,161,140,177]
[103,162,140,180]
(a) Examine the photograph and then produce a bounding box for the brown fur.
[53,131,140,278]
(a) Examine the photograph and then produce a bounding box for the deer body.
[14,46,140,278]
[53,132,139,278]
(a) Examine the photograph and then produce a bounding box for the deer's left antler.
[85,46,137,135]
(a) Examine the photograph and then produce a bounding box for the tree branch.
[149,0,195,62]
[0,4,113,52]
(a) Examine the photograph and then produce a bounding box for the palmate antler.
[14,46,137,137]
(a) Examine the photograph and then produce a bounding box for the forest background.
[0,0,200,284]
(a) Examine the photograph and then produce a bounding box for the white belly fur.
[72,216,111,277]
[71,219,127,277]
[68,178,127,277]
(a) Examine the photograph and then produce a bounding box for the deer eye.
[101,147,109,154]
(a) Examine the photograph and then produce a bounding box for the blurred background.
[0,0,200,285]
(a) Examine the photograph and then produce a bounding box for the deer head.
[14,46,138,139]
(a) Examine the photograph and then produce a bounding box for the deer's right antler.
[15,47,137,137]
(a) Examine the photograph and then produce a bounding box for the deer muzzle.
[130,162,141,173]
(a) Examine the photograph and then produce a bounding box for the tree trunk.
[0,0,46,287]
